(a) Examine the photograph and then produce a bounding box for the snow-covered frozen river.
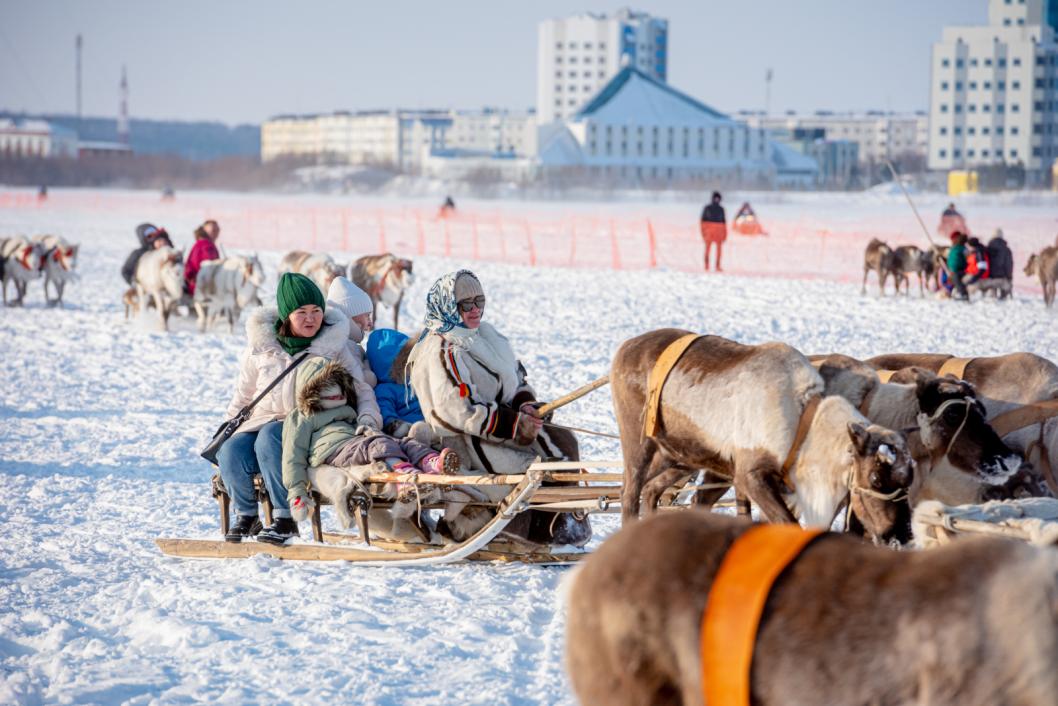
[1,188,1056,704]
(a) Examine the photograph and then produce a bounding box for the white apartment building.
[746,113,928,165]
[928,0,1058,180]
[538,67,772,184]
[261,111,452,170]
[0,119,79,158]
[537,8,668,124]
[446,109,537,156]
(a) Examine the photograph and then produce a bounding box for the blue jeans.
[217,420,290,519]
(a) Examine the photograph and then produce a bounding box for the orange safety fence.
[2,190,1054,290]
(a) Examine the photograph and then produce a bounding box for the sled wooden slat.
[361,469,623,486]
[158,472,546,565]
[320,533,590,563]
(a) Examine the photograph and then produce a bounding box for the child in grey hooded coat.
[282,356,458,519]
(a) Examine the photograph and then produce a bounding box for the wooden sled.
[155,460,623,565]
[912,497,1058,549]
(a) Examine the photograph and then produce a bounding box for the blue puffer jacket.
[366,328,425,429]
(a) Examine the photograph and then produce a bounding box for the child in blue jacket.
[366,328,426,437]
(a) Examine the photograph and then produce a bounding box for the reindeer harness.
[701,524,824,706]
[931,357,1058,494]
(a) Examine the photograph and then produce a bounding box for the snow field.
[1,189,1057,704]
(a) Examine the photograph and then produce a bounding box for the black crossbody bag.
[200,352,310,465]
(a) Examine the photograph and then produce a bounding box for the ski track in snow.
[1,189,1057,705]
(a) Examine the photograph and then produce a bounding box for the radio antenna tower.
[117,65,129,145]
[76,35,83,128]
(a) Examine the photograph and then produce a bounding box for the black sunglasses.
[457,295,486,312]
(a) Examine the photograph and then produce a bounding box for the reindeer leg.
[641,466,692,515]
[56,279,65,308]
[620,437,659,524]
[194,301,207,332]
[394,291,403,330]
[691,469,732,510]
[734,450,797,524]
[735,487,751,517]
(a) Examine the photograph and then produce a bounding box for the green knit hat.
[276,272,326,321]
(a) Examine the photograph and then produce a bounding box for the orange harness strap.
[876,369,897,384]
[643,333,702,438]
[701,524,823,706]
[937,357,973,380]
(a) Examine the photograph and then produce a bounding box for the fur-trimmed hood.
[297,359,358,415]
[246,306,351,357]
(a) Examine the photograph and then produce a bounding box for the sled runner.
[155,460,624,565]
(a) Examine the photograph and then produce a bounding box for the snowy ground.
[2,189,1058,705]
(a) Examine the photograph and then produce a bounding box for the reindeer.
[890,244,933,296]
[1,236,44,306]
[612,330,915,545]
[193,254,265,333]
[566,511,1058,706]
[350,253,414,330]
[131,246,184,330]
[812,353,1025,509]
[32,234,79,307]
[278,250,345,296]
[1024,246,1058,307]
[861,238,895,296]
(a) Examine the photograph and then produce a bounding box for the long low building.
[537,66,774,184]
[261,110,452,170]
[0,119,79,158]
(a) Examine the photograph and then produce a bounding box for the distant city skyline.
[0,0,984,126]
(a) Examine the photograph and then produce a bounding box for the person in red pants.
[700,191,727,271]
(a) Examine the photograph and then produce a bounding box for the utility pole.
[75,34,83,128]
[764,68,773,118]
[118,65,129,145]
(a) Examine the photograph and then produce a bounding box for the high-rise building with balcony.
[928,0,1058,182]
[536,8,668,124]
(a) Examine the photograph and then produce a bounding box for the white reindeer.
[193,254,265,333]
[1,236,44,306]
[32,234,79,307]
[278,250,344,296]
[132,246,184,330]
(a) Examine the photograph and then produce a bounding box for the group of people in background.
[120,219,222,298]
[939,203,1014,301]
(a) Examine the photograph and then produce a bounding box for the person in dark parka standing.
[700,191,727,272]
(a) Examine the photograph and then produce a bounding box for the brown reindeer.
[350,253,414,331]
[861,238,895,296]
[1024,246,1058,307]
[566,511,1058,706]
[865,352,1058,497]
[612,330,914,544]
[812,354,1026,508]
[890,244,933,296]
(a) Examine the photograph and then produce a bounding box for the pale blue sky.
[0,0,984,125]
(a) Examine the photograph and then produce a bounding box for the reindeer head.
[396,258,415,288]
[58,244,79,271]
[15,241,44,274]
[160,249,185,299]
[237,255,265,307]
[1025,253,1039,277]
[846,422,915,545]
[914,376,1021,486]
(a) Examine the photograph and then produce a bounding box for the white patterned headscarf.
[421,270,481,337]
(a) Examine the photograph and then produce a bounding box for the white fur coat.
[225,307,381,433]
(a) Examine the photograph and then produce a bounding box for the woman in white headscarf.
[408,270,591,547]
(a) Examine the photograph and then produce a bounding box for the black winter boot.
[225,515,263,543]
[256,517,300,545]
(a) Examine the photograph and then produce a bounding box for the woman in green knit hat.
[217,272,383,545]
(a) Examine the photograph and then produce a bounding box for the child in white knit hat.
[327,276,377,386]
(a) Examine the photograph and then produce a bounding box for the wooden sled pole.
[537,375,610,417]
[885,159,954,278]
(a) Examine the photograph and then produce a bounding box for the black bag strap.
[235,351,311,418]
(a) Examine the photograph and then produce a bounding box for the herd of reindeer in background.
[3,226,1057,323]
[862,234,1058,303]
